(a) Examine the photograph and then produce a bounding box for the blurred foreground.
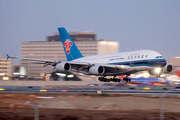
[0,94,180,120]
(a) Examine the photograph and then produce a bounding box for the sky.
[0,0,180,58]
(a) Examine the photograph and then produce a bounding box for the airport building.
[0,57,14,80]
[166,57,180,67]
[47,31,96,41]
[21,32,119,78]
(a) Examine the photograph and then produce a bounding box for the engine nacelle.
[163,64,173,73]
[89,65,105,75]
[55,62,71,71]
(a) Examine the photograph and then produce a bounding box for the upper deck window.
[156,56,162,58]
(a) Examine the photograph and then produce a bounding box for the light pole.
[25,101,39,120]
[159,89,179,120]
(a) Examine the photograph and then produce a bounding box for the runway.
[0,85,180,96]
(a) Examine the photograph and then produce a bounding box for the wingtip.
[6,54,10,60]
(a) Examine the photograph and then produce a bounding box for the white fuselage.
[73,50,163,64]
[70,50,166,76]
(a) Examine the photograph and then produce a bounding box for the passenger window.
[131,56,133,59]
[138,55,140,59]
[141,55,144,58]
[134,56,136,59]
[145,55,148,58]
[128,56,130,59]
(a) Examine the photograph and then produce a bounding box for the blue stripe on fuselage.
[107,59,166,67]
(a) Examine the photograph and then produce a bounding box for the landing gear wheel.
[123,76,131,82]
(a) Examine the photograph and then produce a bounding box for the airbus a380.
[7,27,173,82]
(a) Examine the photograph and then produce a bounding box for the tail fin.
[58,27,83,61]
[174,67,180,77]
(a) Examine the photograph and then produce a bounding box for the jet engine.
[148,64,173,76]
[163,64,173,73]
[89,65,105,75]
[55,62,71,71]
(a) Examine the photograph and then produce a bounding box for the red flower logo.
[63,39,73,54]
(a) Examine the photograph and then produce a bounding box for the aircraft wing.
[7,54,134,75]
[6,54,91,68]
[103,64,134,74]
[6,54,59,67]
[70,63,134,75]
[6,54,55,62]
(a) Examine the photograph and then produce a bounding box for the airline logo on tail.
[63,39,73,54]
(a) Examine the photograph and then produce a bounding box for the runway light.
[40,90,47,92]
[3,77,9,80]
[61,90,67,92]
[0,88,5,91]
[144,87,150,90]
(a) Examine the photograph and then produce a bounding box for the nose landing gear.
[123,76,131,82]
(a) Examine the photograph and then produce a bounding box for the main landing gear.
[123,76,131,82]
[98,77,121,82]
[98,76,131,83]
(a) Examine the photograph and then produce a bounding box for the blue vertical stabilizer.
[58,27,83,61]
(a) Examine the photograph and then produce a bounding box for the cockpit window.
[156,56,162,58]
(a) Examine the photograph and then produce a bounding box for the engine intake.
[55,62,71,71]
[89,65,105,75]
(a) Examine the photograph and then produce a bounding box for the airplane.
[129,77,170,86]
[165,67,180,84]
[6,27,173,82]
[174,67,180,77]
[123,67,180,86]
